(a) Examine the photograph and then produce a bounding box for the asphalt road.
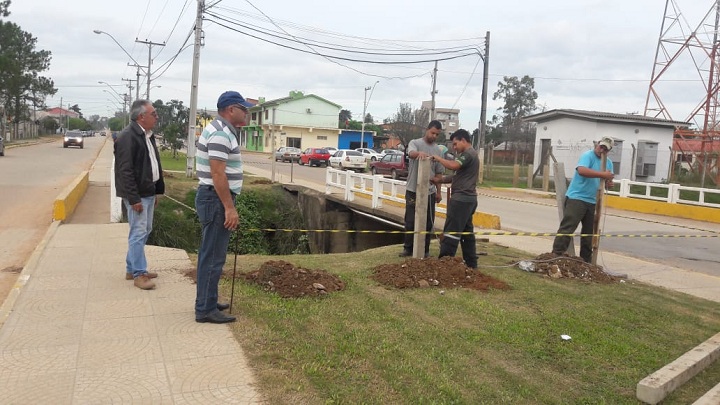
[242,152,720,277]
[0,135,106,297]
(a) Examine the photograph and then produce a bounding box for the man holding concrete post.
[552,137,615,263]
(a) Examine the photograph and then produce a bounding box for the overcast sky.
[8,0,715,129]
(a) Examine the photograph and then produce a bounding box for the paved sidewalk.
[0,140,263,404]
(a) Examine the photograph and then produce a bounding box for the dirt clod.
[243,260,345,298]
[531,253,619,283]
[371,256,509,291]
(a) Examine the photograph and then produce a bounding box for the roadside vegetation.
[220,245,720,404]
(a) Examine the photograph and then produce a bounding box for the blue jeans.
[195,185,235,318]
[123,196,156,278]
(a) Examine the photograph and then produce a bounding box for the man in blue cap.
[194,91,253,324]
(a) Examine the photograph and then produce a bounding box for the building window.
[251,112,257,121]
[265,110,269,120]
[317,135,327,140]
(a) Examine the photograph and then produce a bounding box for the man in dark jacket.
[114,99,165,290]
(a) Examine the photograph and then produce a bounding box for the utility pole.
[121,78,135,102]
[135,38,165,100]
[431,60,438,121]
[477,31,490,184]
[186,0,204,178]
[128,63,147,100]
[360,81,379,149]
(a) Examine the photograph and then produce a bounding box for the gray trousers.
[552,197,595,263]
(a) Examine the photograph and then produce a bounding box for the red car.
[299,148,331,167]
[369,152,408,179]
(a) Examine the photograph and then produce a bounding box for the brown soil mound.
[243,260,346,298]
[530,253,619,283]
[371,256,509,291]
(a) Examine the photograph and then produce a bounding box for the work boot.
[134,275,156,290]
[398,250,412,257]
[126,271,158,280]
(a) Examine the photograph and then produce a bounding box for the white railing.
[606,179,720,208]
[327,169,719,211]
[325,168,448,214]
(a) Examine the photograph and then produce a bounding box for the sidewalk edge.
[0,220,61,328]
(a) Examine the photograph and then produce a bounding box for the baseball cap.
[598,137,614,151]
[217,91,254,110]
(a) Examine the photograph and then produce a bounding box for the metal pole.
[431,60,438,121]
[271,108,276,182]
[186,0,204,178]
[360,86,369,149]
[135,39,165,99]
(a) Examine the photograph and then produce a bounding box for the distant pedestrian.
[432,129,479,269]
[552,137,615,263]
[114,99,164,290]
[399,120,446,258]
[194,91,253,324]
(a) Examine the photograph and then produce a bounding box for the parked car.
[63,130,84,149]
[355,147,382,161]
[329,149,366,172]
[379,149,403,159]
[274,147,301,162]
[299,148,331,167]
[324,146,338,155]
[369,152,408,179]
[0,135,4,156]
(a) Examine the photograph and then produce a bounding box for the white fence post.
[619,178,630,198]
[372,175,382,209]
[669,183,680,204]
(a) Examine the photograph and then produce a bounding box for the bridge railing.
[607,179,720,209]
[325,168,449,214]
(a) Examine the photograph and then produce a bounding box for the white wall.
[534,117,675,182]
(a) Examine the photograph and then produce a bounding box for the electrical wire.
[147,0,172,40]
[449,55,482,110]
[154,0,193,59]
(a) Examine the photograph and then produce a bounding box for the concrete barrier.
[636,331,720,404]
[606,195,720,224]
[53,171,89,221]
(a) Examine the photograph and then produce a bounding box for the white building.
[525,109,690,183]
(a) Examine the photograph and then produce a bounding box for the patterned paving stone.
[160,331,240,361]
[0,344,79,378]
[77,336,164,369]
[0,318,83,350]
[81,316,157,342]
[73,362,171,404]
[0,372,75,404]
[24,274,90,292]
[165,355,259,395]
[173,388,265,404]
[85,297,153,320]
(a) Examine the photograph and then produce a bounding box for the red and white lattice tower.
[645,0,720,184]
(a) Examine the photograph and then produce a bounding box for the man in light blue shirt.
[552,137,615,263]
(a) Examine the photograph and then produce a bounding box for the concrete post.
[553,162,574,255]
[413,159,431,258]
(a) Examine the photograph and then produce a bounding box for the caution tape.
[162,190,718,238]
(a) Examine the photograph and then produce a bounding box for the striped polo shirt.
[196,117,243,194]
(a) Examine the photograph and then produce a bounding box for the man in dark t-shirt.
[431,129,479,269]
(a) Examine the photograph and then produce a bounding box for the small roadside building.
[525,109,690,183]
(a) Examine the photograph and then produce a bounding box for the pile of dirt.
[371,256,509,291]
[243,260,346,298]
[528,253,619,283]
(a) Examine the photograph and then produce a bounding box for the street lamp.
[93,30,145,72]
[360,81,379,149]
[145,85,161,99]
[99,81,129,126]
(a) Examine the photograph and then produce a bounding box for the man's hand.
[605,179,615,189]
[154,195,161,208]
[224,207,239,230]
[132,202,143,213]
[435,193,442,203]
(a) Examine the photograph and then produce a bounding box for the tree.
[108,117,124,131]
[0,2,56,139]
[387,103,425,149]
[338,109,352,128]
[154,99,188,157]
[491,75,538,147]
[69,104,82,119]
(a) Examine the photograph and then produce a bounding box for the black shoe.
[196,312,236,324]
[398,250,412,257]
[217,303,230,311]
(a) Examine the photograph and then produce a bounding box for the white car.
[329,149,367,172]
[324,146,338,155]
[355,148,382,161]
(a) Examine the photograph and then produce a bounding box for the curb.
[0,220,61,329]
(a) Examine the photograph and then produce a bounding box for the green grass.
[218,246,720,404]
[162,165,720,403]
[159,149,188,171]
